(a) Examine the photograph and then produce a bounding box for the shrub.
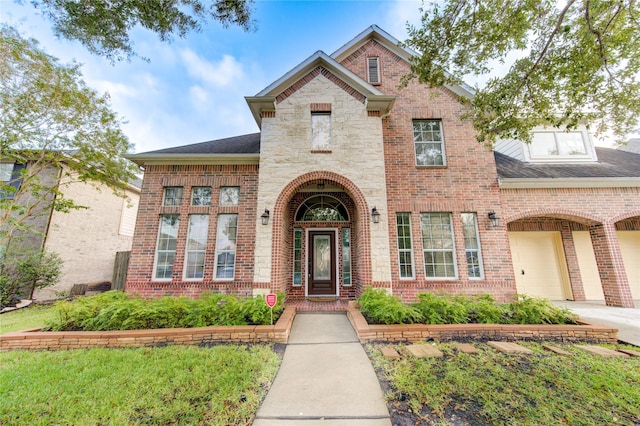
[506,295,578,324]
[44,291,287,331]
[358,287,423,325]
[357,289,579,325]
[465,294,507,324]
[413,292,470,324]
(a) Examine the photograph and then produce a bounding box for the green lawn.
[0,304,57,334]
[0,344,281,425]
[1,304,282,425]
[369,342,640,425]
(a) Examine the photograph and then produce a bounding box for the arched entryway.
[270,171,372,300]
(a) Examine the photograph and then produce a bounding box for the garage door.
[573,231,604,300]
[508,232,572,300]
[618,231,640,300]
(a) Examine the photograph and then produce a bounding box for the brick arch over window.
[270,171,372,295]
[504,208,602,226]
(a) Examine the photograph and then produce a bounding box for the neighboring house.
[125,26,640,308]
[1,158,140,300]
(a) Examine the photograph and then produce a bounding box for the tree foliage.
[0,248,62,307]
[0,25,138,247]
[404,0,640,146]
[27,0,255,62]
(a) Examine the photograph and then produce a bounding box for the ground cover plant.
[358,287,578,325]
[43,290,286,331]
[369,342,640,425]
[0,344,281,425]
[0,303,58,334]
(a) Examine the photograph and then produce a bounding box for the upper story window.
[311,112,332,151]
[0,163,25,200]
[0,163,13,182]
[191,187,211,206]
[367,57,380,84]
[163,187,183,206]
[527,131,591,161]
[414,120,445,166]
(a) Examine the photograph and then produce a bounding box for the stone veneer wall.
[253,73,393,293]
[125,164,260,298]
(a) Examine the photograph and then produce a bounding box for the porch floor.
[287,298,350,312]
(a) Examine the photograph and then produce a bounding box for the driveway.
[553,300,640,347]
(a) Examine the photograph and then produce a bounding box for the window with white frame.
[367,57,380,84]
[293,228,303,286]
[214,214,238,279]
[163,187,183,206]
[420,212,457,278]
[342,228,351,286]
[154,215,180,280]
[191,187,212,206]
[311,112,331,150]
[414,120,445,166]
[396,213,414,279]
[528,131,589,159]
[461,213,483,278]
[184,214,209,280]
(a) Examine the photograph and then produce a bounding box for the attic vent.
[367,57,380,84]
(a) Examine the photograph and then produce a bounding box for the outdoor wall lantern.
[488,211,500,228]
[261,208,270,225]
[371,206,381,224]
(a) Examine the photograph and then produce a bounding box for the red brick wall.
[126,164,259,298]
[339,39,517,302]
[502,188,640,307]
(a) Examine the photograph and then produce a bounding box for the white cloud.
[189,85,210,104]
[180,50,245,88]
[384,0,423,40]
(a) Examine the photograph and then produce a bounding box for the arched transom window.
[295,195,349,222]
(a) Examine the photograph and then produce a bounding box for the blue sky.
[1,0,425,153]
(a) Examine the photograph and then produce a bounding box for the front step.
[287,298,350,311]
[306,296,339,302]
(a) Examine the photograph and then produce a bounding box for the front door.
[308,231,336,296]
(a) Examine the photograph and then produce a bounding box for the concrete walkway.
[553,300,640,347]
[253,312,391,425]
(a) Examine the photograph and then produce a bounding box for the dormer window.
[527,130,595,162]
[367,57,380,84]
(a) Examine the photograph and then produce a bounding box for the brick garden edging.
[0,307,296,352]
[346,304,618,344]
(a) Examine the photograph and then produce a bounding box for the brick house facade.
[126,26,639,308]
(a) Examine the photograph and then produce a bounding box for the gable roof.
[331,25,475,100]
[246,49,395,127]
[125,133,260,166]
[495,147,640,188]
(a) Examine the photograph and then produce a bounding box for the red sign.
[265,293,277,308]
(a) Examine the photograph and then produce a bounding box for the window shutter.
[367,57,380,84]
